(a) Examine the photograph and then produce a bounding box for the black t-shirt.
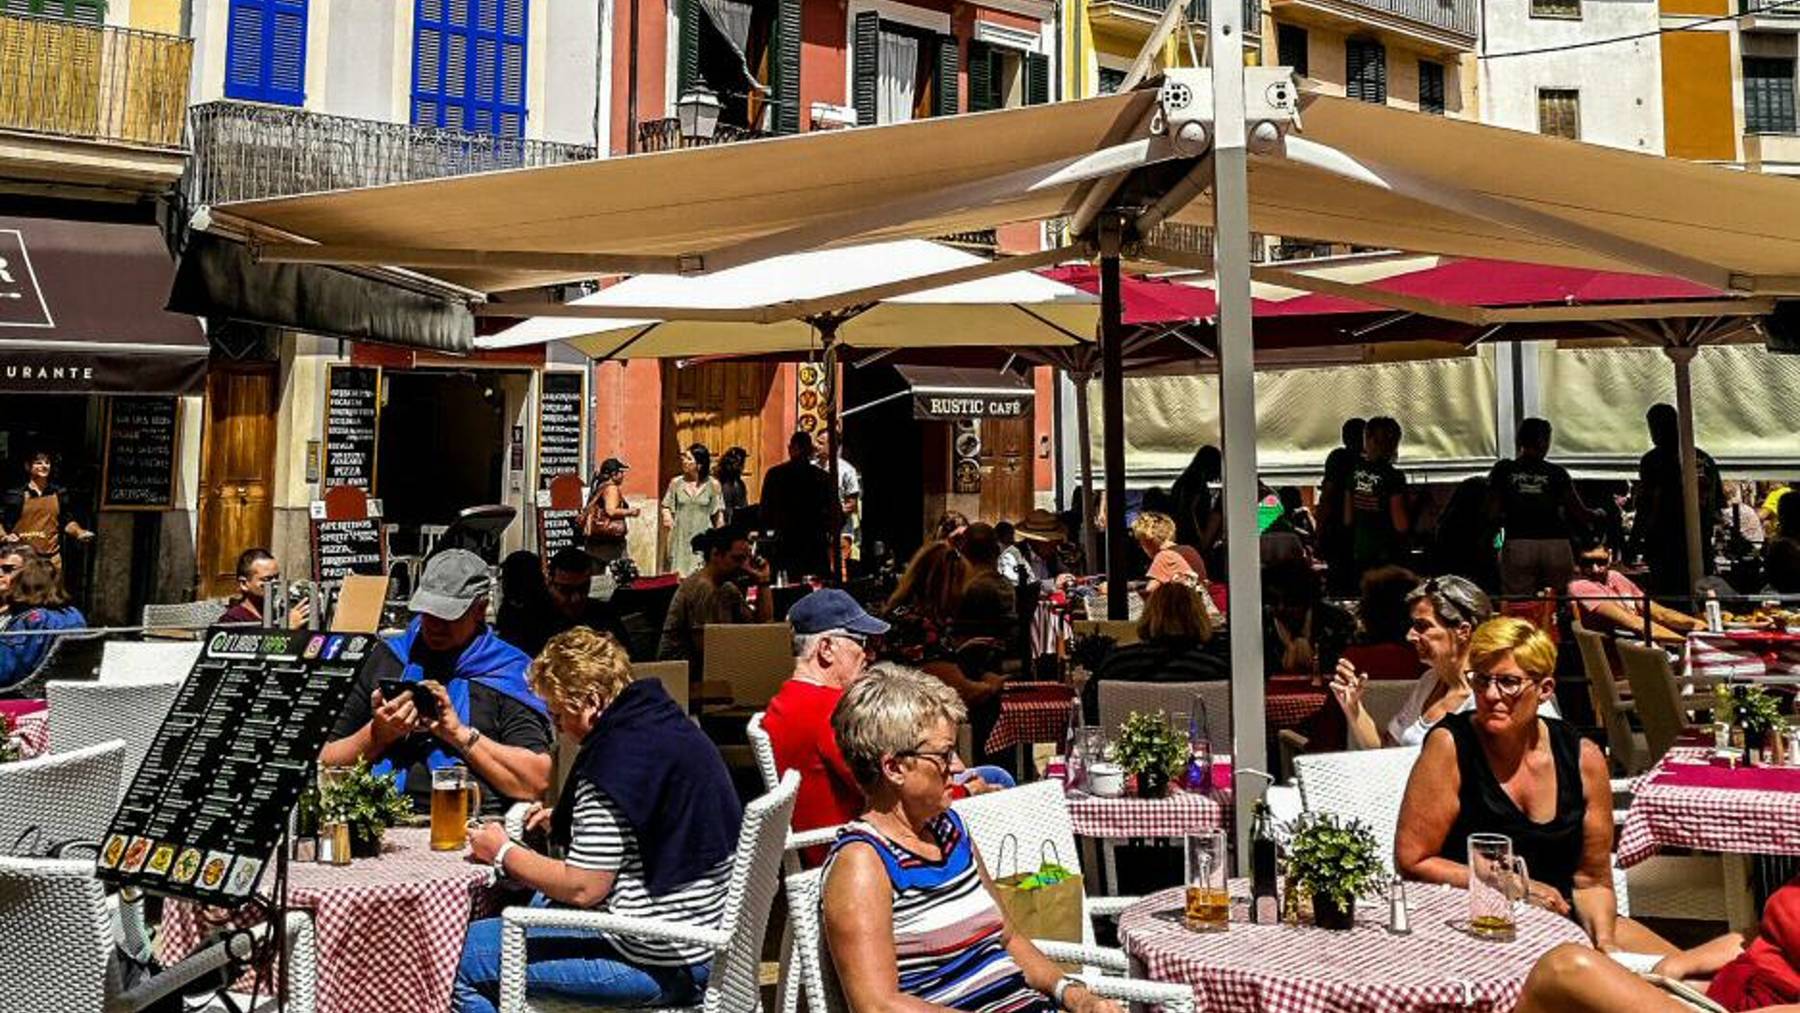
[1348,459,1408,565]
[1638,445,1724,542]
[1489,457,1574,541]
[329,644,554,816]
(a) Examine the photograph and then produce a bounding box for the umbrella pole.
[1099,217,1130,621]
[821,318,844,583]
[1073,367,1099,574]
[1667,344,1705,600]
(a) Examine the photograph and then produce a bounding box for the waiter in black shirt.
[756,431,840,581]
[1488,418,1596,598]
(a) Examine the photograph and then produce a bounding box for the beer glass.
[1467,833,1529,941]
[430,766,481,851]
[1184,829,1230,932]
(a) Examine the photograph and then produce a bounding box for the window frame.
[223,0,309,107]
[1345,37,1385,104]
[1744,55,1798,135]
[1418,58,1445,115]
[411,0,530,139]
[1536,86,1581,140]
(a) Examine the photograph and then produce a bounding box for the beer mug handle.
[1508,856,1533,908]
[467,782,482,823]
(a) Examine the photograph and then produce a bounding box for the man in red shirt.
[1567,539,1704,644]
[762,589,888,866]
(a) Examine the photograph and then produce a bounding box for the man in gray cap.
[321,549,553,815]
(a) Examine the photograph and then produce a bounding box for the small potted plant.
[1733,684,1787,766]
[0,712,21,765]
[1113,710,1187,798]
[317,759,414,858]
[1283,811,1384,930]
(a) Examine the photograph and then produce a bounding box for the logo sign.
[912,392,1029,421]
[0,230,53,329]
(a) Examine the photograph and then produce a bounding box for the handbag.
[988,835,1085,971]
[580,492,628,542]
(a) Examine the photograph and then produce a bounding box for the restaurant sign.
[912,390,1030,421]
[0,230,52,328]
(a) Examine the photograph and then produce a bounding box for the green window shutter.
[852,11,879,126]
[967,40,994,112]
[773,0,802,133]
[677,0,700,96]
[1025,51,1049,105]
[933,32,959,117]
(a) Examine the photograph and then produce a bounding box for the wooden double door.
[195,363,278,599]
[659,362,778,555]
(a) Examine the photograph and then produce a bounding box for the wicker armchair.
[98,640,204,685]
[0,739,124,854]
[702,623,793,708]
[1571,620,1646,774]
[141,599,230,634]
[747,712,841,1013]
[0,856,316,1013]
[46,680,182,798]
[1616,640,1687,766]
[785,866,1195,1013]
[1097,680,1229,744]
[496,770,800,1012]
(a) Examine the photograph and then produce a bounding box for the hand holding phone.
[378,679,440,720]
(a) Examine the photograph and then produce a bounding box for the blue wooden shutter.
[225,0,307,106]
[495,0,528,137]
[414,0,526,137]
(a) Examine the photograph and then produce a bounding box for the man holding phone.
[321,549,554,816]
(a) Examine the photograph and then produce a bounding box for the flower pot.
[1313,892,1355,931]
[1136,768,1171,799]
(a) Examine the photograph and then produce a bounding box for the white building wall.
[1478,0,1665,153]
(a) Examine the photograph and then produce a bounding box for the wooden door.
[978,412,1034,523]
[660,360,776,493]
[195,363,279,599]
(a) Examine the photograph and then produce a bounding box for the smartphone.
[377,679,440,719]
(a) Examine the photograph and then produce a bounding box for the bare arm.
[973,851,1121,1013]
[601,485,636,520]
[470,822,617,908]
[1647,601,1704,634]
[1329,658,1384,750]
[319,690,419,768]
[1583,601,1685,643]
[420,680,553,802]
[824,843,958,1013]
[1570,738,1621,950]
[1394,728,1469,887]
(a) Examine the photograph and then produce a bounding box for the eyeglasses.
[897,745,957,774]
[1419,577,1481,625]
[1469,673,1535,700]
[832,631,869,648]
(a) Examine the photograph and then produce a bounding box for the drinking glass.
[1184,829,1230,932]
[1467,833,1529,941]
[430,765,481,851]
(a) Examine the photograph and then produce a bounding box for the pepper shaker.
[1386,874,1411,935]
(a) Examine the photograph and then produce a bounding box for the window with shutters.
[1418,59,1445,114]
[967,37,1049,111]
[1097,67,1126,95]
[1536,88,1580,139]
[851,13,958,125]
[2,0,102,23]
[1345,38,1384,104]
[225,0,308,107]
[1276,23,1307,78]
[677,0,785,134]
[412,0,528,137]
[1745,57,1797,134]
[1530,0,1580,18]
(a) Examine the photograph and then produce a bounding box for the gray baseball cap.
[409,549,490,620]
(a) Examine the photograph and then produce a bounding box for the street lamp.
[675,86,722,141]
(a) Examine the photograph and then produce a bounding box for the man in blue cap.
[321,549,553,815]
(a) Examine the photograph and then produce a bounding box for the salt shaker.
[1386,874,1411,935]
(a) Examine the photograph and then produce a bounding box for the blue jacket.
[0,606,85,690]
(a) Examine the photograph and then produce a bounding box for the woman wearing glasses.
[1395,617,1742,979]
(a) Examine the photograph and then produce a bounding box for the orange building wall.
[1661,0,1728,15]
[1661,32,1738,161]
[595,360,665,505]
[609,0,673,153]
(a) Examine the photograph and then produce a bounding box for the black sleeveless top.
[1437,711,1587,903]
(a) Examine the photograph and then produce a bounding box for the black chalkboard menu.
[96,628,373,904]
[537,370,584,488]
[311,516,387,583]
[101,396,178,510]
[324,365,381,490]
[537,504,580,558]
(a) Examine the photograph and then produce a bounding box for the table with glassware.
[159,828,503,1013]
[1688,629,1800,682]
[987,681,1078,757]
[1117,879,1588,1013]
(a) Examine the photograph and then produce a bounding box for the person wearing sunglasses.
[1396,617,1744,986]
[0,543,27,631]
[1566,538,1704,645]
[0,548,86,692]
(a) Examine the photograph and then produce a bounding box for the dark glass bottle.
[1250,799,1281,925]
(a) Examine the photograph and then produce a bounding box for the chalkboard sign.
[96,628,374,904]
[310,488,387,584]
[324,365,381,490]
[101,396,178,510]
[538,370,584,488]
[536,473,584,559]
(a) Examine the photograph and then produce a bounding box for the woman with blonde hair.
[1130,510,1207,597]
[452,627,742,1011]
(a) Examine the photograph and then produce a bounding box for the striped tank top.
[823,810,1053,1013]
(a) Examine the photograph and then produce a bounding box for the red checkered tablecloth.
[10,709,49,759]
[1120,881,1587,1013]
[1617,749,1800,867]
[987,682,1077,754]
[1689,630,1800,680]
[160,828,502,1013]
[1266,691,1326,731]
[1065,787,1230,839]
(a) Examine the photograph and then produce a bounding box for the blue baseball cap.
[788,588,890,637]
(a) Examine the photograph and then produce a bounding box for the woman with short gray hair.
[821,668,1121,1013]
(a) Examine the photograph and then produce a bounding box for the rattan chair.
[98,640,204,685]
[0,740,124,855]
[1617,640,1687,766]
[746,712,840,1013]
[785,865,1194,1013]
[633,660,691,714]
[0,856,316,1013]
[703,623,794,708]
[496,770,799,1012]
[1096,680,1229,745]
[1293,746,1422,875]
[140,599,229,635]
[45,680,182,798]
[1571,620,1646,774]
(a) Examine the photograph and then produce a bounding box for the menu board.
[537,371,584,488]
[535,473,584,559]
[101,396,178,510]
[310,491,387,585]
[324,365,381,490]
[96,628,374,904]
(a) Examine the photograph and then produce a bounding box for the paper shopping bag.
[990,836,1085,972]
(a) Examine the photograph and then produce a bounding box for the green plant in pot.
[1283,811,1384,930]
[1113,710,1186,798]
[317,759,413,858]
[1733,684,1787,765]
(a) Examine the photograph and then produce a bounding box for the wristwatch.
[1052,975,1085,1010]
[462,727,483,753]
[492,840,516,874]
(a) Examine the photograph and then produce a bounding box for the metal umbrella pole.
[1098,217,1130,620]
[1667,343,1705,601]
[1070,364,1100,574]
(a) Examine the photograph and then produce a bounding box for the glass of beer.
[1184,829,1230,932]
[1467,833,1528,941]
[430,765,480,851]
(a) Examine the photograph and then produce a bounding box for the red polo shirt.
[763,678,863,866]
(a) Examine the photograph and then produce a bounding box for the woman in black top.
[715,447,750,525]
[1083,582,1227,721]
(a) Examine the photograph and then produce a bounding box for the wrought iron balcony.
[1091,0,1264,35]
[185,100,597,206]
[1274,0,1478,45]
[1743,0,1800,14]
[0,13,192,150]
[635,117,769,153]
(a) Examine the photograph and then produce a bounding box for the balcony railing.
[636,117,769,153]
[1099,0,1265,33]
[185,100,597,206]
[1742,0,1800,14]
[0,13,192,149]
[1319,0,1478,40]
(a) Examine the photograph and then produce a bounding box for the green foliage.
[317,759,413,851]
[0,713,20,765]
[1733,684,1787,738]
[1282,811,1384,909]
[1113,710,1187,779]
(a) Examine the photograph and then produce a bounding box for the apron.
[15,491,61,558]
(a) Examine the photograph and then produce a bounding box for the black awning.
[0,214,207,394]
[893,365,1032,421]
[169,233,474,354]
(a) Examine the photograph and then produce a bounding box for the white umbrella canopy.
[477,239,1098,359]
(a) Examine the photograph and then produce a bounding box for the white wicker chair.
[141,599,230,634]
[497,770,800,1012]
[0,739,124,854]
[1097,680,1229,745]
[785,866,1194,1013]
[98,640,203,685]
[46,680,182,799]
[1293,746,1422,875]
[746,712,840,1013]
[703,623,794,708]
[0,855,317,1013]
